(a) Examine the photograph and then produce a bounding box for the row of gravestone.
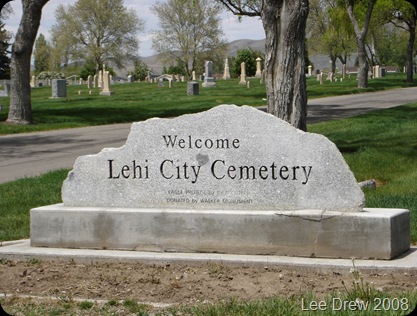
[51,70,114,98]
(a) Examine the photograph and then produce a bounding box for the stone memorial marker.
[31,105,410,259]
[255,57,262,78]
[187,81,199,95]
[223,58,231,80]
[51,79,67,98]
[87,75,93,89]
[239,62,247,85]
[99,70,113,96]
[93,74,98,88]
[202,61,216,87]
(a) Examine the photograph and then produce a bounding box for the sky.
[3,0,265,57]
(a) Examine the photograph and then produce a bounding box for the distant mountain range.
[136,38,353,76]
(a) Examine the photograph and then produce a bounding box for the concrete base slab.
[30,205,410,260]
[1,240,417,273]
[99,91,114,96]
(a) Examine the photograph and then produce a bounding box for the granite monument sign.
[31,105,410,259]
[62,105,363,212]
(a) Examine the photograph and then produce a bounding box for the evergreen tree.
[0,20,11,79]
[33,33,51,75]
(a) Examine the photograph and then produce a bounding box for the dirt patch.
[1,258,416,307]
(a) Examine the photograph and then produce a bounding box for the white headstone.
[93,75,98,88]
[99,70,113,96]
[239,62,246,85]
[255,57,262,78]
[30,76,37,88]
[87,75,93,89]
[223,58,231,80]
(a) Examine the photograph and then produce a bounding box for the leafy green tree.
[79,63,96,80]
[308,0,356,74]
[373,0,416,82]
[33,33,51,75]
[128,59,149,81]
[0,21,11,79]
[0,3,12,79]
[152,0,228,77]
[341,0,377,89]
[162,63,187,76]
[372,25,408,67]
[51,0,144,73]
[233,49,261,77]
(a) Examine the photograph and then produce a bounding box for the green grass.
[309,103,417,243]
[2,289,416,315]
[0,169,67,241]
[1,82,417,243]
[0,78,267,134]
[1,72,417,314]
[0,73,415,135]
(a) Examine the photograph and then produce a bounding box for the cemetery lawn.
[1,86,417,314]
[0,74,417,316]
[0,73,416,135]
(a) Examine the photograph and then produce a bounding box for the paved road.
[1,87,417,184]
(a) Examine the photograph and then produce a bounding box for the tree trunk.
[356,38,369,88]
[262,0,309,131]
[6,0,49,125]
[344,0,376,89]
[406,22,415,83]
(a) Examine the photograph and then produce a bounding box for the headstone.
[93,75,98,88]
[98,71,103,89]
[202,61,216,87]
[307,65,312,76]
[223,58,231,80]
[51,79,67,98]
[31,105,410,259]
[99,70,113,96]
[0,82,9,97]
[375,65,380,78]
[192,71,196,81]
[127,75,134,83]
[239,62,246,85]
[187,81,199,95]
[342,64,346,80]
[255,57,262,78]
[30,76,37,88]
[261,69,266,84]
[87,75,93,89]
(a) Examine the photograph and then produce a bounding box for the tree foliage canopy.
[151,0,228,76]
[33,33,51,75]
[51,0,144,72]
[0,3,12,79]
